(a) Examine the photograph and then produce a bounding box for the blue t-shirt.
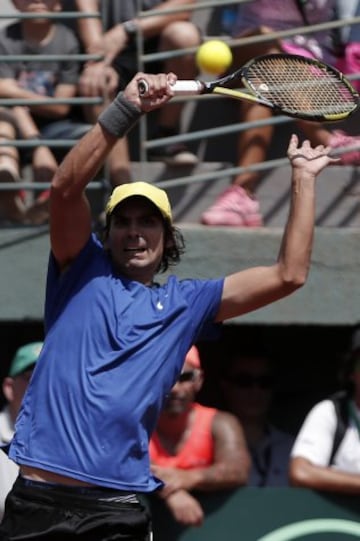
[9,234,223,492]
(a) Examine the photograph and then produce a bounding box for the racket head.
[209,53,360,122]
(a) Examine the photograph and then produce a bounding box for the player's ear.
[2,377,14,403]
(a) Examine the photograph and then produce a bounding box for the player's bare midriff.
[20,465,97,486]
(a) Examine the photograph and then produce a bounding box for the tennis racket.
[138,53,359,122]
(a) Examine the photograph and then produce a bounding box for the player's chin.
[120,257,158,276]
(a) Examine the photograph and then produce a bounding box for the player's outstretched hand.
[124,72,177,113]
[287,134,340,177]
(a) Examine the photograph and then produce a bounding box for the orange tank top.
[149,403,217,469]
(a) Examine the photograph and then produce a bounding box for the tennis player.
[0,71,338,540]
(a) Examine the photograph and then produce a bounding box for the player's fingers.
[136,73,168,95]
[137,72,177,100]
[301,139,311,148]
[287,133,299,155]
[167,71,178,87]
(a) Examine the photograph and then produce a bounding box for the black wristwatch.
[123,20,138,43]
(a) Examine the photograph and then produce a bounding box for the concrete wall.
[1,224,359,325]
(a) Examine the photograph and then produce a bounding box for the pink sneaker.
[328,130,360,165]
[201,185,263,227]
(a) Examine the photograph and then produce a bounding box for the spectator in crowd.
[62,0,200,188]
[0,341,43,520]
[149,345,250,527]
[289,327,360,492]
[335,0,360,91]
[0,0,92,225]
[201,0,360,227]
[336,0,360,44]
[0,71,337,539]
[221,349,295,486]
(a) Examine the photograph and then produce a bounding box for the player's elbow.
[284,273,307,292]
[279,263,309,292]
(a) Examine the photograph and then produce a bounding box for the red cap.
[185,346,201,369]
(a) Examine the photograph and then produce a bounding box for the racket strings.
[244,57,358,115]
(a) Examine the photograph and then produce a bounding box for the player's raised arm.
[49,72,176,270]
[216,135,339,322]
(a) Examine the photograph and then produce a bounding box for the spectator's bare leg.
[231,29,282,194]
[0,119,26,223]
[235,101,274,194]
[147,21,200,164]
[25,145,58,225]
[157,21,200,131]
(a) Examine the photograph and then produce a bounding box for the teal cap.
[8,341,43,377]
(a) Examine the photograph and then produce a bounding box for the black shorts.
[0,476,152,541]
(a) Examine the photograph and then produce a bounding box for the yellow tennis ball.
[196,40,233,76]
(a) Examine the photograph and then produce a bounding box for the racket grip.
[138,79,204,96]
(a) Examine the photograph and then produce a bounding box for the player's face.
[105,197,166,284]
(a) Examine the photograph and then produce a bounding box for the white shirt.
[0,407,18,521]
[291,399,360,473]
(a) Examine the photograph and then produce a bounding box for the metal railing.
[0,3,359,197]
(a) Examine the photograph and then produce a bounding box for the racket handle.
[138,79,204,96]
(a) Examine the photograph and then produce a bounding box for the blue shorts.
[0,476,152,541]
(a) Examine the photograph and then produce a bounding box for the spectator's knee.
[160,21,201,50]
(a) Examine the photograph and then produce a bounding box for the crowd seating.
[0,2,359,226]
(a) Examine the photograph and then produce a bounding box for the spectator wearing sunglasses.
[221,350,295,487]
[149,345,250,527]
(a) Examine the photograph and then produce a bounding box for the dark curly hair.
[160,222,186,273]
[101,213,186,274]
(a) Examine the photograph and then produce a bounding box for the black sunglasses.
[178,370,197,383]
[227,373,273,389]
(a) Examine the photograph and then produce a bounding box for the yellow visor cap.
[105,182,172,223]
